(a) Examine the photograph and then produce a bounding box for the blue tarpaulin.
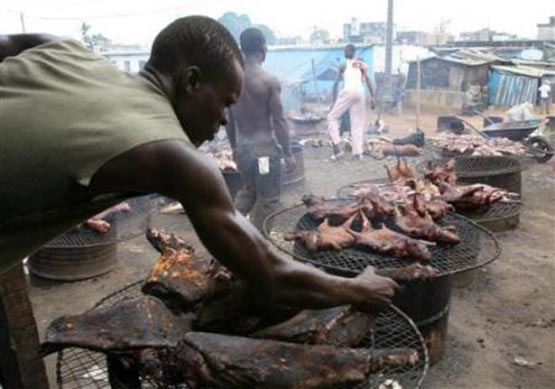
[263,45,373,109]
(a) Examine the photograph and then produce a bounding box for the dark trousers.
[235,148,282,231]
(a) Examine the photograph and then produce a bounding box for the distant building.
[458,28,518,42]
[343,18,392,44]
[275,36,304,46]
[537,16,555,40]
[397,31,454,46]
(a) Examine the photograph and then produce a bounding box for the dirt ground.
[27,107,554,388]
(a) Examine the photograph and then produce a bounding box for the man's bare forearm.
[187,206,365,308]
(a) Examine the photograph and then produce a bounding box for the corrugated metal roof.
[492,65,555,77]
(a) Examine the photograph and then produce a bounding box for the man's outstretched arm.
[90,139,398,311]
[0,34,59,61]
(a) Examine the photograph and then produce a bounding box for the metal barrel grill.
[28,195,163,281]
[56,280,429,389]
[264,199,501,364]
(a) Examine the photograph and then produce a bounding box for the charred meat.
[252,305,374,347]
[41,295,191,354]
[172,332,419,388]
[349,213,434,261]
[142,229,234,312]
[393,195,460,245]
[302,194,361,224]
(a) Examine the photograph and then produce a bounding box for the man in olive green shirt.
[0,16,398,312]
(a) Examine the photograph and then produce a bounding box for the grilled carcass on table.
[302,194,361,224]
[84,201,131,233]
[393,195,460,245]
[148,332,419,388]
[253,305,374,347]
[285,213,358,251]
[438,182,519,213]
[349,213,434,261]
[142,229,234,312]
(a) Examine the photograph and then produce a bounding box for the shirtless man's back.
[226,28,293,230]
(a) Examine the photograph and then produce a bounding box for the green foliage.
[218,12,276,45]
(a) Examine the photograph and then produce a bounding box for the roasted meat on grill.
[438,182,519,212]
[41,295,192,354]
[252,305,374,347]
[376,263,440,281]
[424,159,457,185]
[393,195,460,245]
[349,213,434,261]
[166,332,419,388]
[285,213,358,251]
[384,157,416,183]
[302,194,361,223]
[142,229,234,312]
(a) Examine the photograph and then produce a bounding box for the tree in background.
[310,27,330,45]
[218,12,276,45]
[80,21,110,49]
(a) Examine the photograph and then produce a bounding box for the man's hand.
[352,266,400,312]
[284,155,296,172]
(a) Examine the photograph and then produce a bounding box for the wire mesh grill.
[57,281,429,389]
[425,144,536,169]
[337,180,522,224]
[45,195,171,248]
[417,156,522,178]
[264,199,501,277]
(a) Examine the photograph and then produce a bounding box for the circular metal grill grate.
[425,144,536,169]
[56,281,429,389]
[417,155,522,178]
[44,195,171,248]
[264,199,501,277]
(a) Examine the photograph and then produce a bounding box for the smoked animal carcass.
[147,332,420,388]
[142,229,234,312]
[252,305,374,346]
[302,194,361,224]
[284,213,358,251]
[349,213,434,261]
[393,195,460,245]
[41,295,192,354]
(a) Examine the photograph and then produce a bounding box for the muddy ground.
[28,107,554,388]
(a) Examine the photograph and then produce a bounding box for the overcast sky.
[1,0,553,45]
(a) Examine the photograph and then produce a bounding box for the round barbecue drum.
[28,195,160,281]
[264,198,501,364]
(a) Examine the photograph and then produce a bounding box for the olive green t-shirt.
[0,40,190,273]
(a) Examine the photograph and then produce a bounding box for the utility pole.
[20,12,26,33]
[383,0,394,106]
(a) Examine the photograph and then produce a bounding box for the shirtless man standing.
[226,28,295,229]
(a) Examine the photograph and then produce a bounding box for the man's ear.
[182,66,203,95]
